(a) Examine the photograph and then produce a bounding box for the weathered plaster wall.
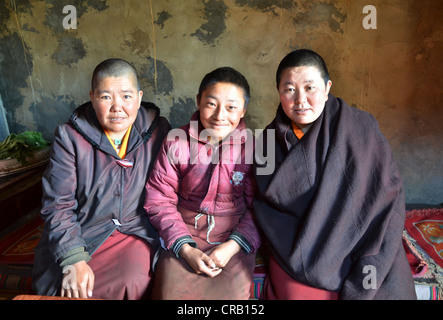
[0,0,442,204]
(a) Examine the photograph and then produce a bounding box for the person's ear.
[325,80,332,100]
[138,90,143,108]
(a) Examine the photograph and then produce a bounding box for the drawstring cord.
[195,213,222,245]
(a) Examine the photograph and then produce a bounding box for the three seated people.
[32,51,416,300]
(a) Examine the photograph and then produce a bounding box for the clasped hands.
[179,239,241,277]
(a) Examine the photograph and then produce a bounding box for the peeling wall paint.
[0,0,442,204]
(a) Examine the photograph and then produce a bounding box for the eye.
[124,95,132,99]
[306,86,316,91]
[100,95,111,100]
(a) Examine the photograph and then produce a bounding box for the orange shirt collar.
[104,125,132,159]
[291,122,305,140]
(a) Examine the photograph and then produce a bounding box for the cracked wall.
[0,0,442,204]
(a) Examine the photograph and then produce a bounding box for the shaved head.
[276,49,330,88]
[91,58,140,91]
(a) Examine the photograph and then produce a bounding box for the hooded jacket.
[144,111,261,256]
[32,101,170,295]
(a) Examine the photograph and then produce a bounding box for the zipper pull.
[112,219,122,226]
[116,159,133,168]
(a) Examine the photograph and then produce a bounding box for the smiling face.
[90,74,143,140]
[278,66,332,129]
[197,82,246,142]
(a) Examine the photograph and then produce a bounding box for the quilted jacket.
[144,111,261,256]
[32,101,170,295]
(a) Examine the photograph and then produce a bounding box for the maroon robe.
[254,94,416,300]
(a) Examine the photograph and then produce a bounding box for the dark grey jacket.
[32,101,170,295]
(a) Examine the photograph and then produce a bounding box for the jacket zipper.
[118,166,125,229]
[92,161,126,254]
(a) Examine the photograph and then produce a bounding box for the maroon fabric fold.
[88,230,154,300]
[262,254,338,300]
[254,95,416,299]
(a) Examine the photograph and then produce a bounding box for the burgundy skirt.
[151,206,256,300]
[87,230,154,300]
[262,254,339,300]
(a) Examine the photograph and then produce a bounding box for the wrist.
[171,236,197,258]
[59,247,91,267]
[228,231,253,254]
[179,243,197,261]
[225,239,241,254]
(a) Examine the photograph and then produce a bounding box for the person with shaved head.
[32,58,170,299]
[254,49,416,300]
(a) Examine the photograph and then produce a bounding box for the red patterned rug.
[0,216,43,265]
[404,208,443,269]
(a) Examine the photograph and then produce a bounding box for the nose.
[110,96,124,112]
[294,89,307,105]
[213,105,226,120]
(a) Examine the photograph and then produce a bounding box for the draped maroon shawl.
[254,94,416,299]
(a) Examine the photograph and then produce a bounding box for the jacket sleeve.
[41,125,89,264]
[229,166,261,254]
[144,138,194,254]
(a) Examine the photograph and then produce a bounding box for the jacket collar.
[70,101,159,157]
[274,104,298,154]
